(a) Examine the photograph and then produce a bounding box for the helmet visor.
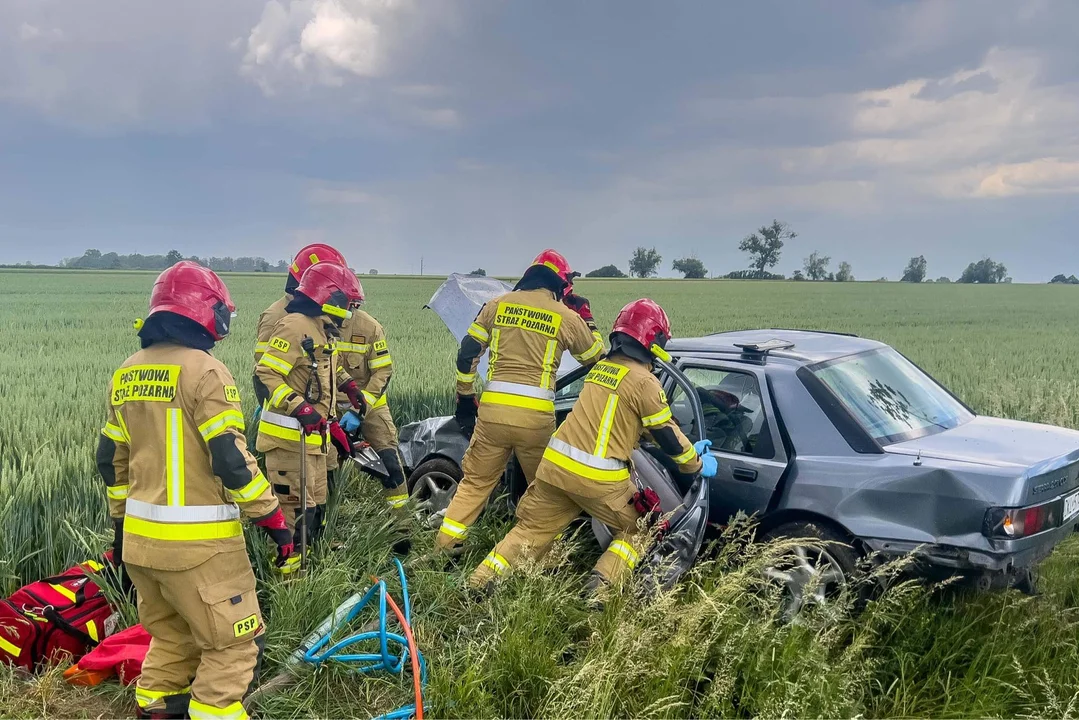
[213,300,233,339]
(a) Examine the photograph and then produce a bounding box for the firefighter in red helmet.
[437,249,605,553]
[253,243,348,406]
[469,298,717,592]
[252,245,355,536]
[97,262,292,719]
[254,262,365,573]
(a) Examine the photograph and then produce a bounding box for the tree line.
[581,220,1027,284]
[59,248,289,273]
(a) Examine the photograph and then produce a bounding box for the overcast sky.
[1,0,1077,280]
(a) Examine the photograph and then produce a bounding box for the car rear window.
[810,348,973,445]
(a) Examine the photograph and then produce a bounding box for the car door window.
[669,366,774,459]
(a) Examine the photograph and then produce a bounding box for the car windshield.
[811,348,973,445]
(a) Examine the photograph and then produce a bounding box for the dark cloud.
[0,0,1078,281]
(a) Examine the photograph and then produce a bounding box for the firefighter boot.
[377,448,412,555]
[309,504,327,547]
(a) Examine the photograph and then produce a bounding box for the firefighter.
[336,305,412,548]
[468,298,718,591]
[96,262,294,720]
[252,243,350,497]
[253,262,365,573]
[253,242,349,399]
[437,249,605,552]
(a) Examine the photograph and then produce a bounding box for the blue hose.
[302,559,427,720]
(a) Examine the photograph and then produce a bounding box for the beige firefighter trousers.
[436,416,555,549]
[361,405,409,506]
[127,551,263,719]
[264,449,327,533]
[468,469,644,588]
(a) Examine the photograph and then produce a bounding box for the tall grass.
[2,270,1079,718]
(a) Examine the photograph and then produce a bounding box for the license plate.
[1064,492,1079,522]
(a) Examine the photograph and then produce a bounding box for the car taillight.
[986,500,1062,539]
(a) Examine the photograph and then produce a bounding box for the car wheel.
[757,521,859,621]
[406,458,462,529]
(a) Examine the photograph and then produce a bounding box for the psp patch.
[224,385,241,403]
[233,614,259,637]
[269,337,291,353]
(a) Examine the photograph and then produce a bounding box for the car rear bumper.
[862,518,1079,574]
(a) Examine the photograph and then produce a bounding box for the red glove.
[632,487,662,515]
[329,420,354,459]
[293,404,326,436]
[341,380,366,414]
[255,509,294,566]
[631,487,669,535]
[563,293,594,323]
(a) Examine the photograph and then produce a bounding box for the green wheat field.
[3,269,1079,718]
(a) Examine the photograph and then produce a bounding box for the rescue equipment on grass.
[245,560,424,718]
[299,559,425,720]
[64,624,151,687]
[0,556,120,671]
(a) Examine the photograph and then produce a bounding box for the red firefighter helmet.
[611,298,672,359]
[148,261,236,340]
[528,249,577,286]
[289,243,348,284]
[296,263,364,319]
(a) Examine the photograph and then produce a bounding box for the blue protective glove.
[694,439,718,478]
[340,410,362,434]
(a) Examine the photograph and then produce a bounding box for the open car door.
[589,359,711,595]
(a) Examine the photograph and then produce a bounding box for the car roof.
[666,328,888,364]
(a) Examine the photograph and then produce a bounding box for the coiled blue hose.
[302,559,427,720]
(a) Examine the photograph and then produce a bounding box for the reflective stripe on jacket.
[337,309,394,409]
[541,355,702,488]
[254,312,350,454]
[457,288,604,429]
[97,343,279,571]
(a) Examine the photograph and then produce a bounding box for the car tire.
[407,458,462,528]
[757,520,860,621]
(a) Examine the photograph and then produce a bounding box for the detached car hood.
[425,273,582,380]
[887,416,1079,470]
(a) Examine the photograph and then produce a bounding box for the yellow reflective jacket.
[253,312,351,454]
[541,355,702,489]
[97,343,279,572]
[458,288,604,429]
[253,294,290,369]
[337,309,393,411]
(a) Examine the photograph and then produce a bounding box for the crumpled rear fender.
[397,416,470,471]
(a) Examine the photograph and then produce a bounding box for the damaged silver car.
[399,276,1079,599]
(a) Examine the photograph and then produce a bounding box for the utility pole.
[420,256,424,276]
